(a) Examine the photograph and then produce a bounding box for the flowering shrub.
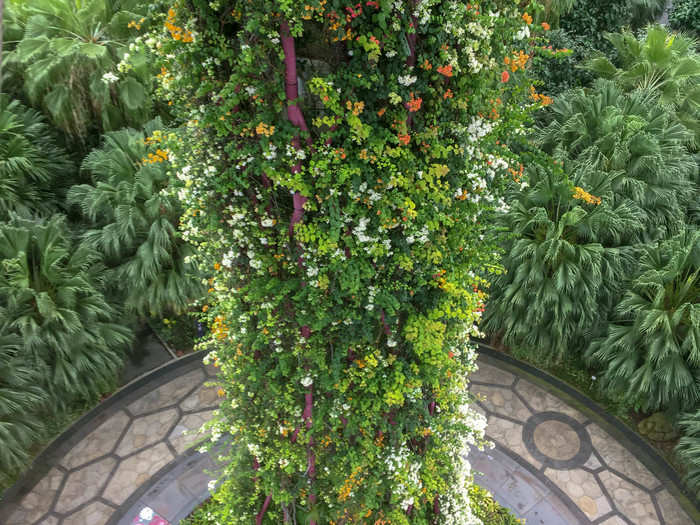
[147,1,543,523]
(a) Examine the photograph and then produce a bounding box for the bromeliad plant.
[149,1,543,523]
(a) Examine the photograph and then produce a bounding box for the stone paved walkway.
[1,349,696,525]
[469,352,695,525]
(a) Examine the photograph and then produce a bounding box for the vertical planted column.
[158,1,542,523]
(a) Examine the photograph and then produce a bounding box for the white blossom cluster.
[384,444,422,511]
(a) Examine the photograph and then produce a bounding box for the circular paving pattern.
[523,411,593,470]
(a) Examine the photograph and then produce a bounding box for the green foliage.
[677,408,700,496]
[669,0,700,38]
[0,331,50,480]
[469,485,523,525]
[586,25,700,144]
[0,215,133,404]
[536,80,697,241]
[68,119,201,317]
[0,95,73,219]
[152,0,543,522]
[586,228,700,413]
[5,0,157,142]
[483,158,639,359]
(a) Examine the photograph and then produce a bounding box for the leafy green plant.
[152,0,545,522]
[586,228,700,413]
[0,214,132,404]
[677,408,700,497]
[6,0,157,142]
[483,159,640,360]
[669,0,700,38]
[0,331,50,482]
[68,119,201,317]
[536,80,696,241]
[586,25,700,144]
[469,485,523,524]
[0,95,73,219]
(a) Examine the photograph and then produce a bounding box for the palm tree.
[0,214,132,404]
[68,119,202,317]
[586,228,700,412]
[0,330,49,483]
[536,80,697,241]
[0,95,74,219]
[5,0,155,142]
[676,409,700,496]
[586,25,700,144]
[483,160,641,360]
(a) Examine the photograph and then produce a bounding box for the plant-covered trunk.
[155,1,542,523]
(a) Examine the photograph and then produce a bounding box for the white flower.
[139,507,154,520]
[301,376,313,388]
[261,218,274,227]
[387,338,397,348]
[207,479,217,492]
[398,74,417,86]
[101,72,119,84]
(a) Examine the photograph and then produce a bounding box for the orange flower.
[406,92,422,112]
[436,64,453,77]
[397,133,410,145]
[202,304,209,312]
[501,70,510,83]
[541,22,550,30]
[377,107,386,117]
[522,12,533,24]
[443,89,453,99]
[214,262,221,270]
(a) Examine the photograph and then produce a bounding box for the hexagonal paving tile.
[180,382,220,412]
[60,410,130,470]
[544,468,612,521]
[470,362,516,386]
[116,409,180,457]
[6,467,64,525]
[103,443,174,505]
[655,488,693,525]
[470,384,532,422]
[128,369,205,416]
[168,409,215,454]
[598,470,660,525]
[63,501,113,525]
[55,456,117,513]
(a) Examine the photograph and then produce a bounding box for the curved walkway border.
[0,352,220,525]
[473,345,699,524]
[1,344,697,525]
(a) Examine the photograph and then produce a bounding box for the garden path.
[0,348,696,525]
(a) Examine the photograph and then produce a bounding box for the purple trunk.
[255,494,272,525]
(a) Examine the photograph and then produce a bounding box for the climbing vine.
[145,1,546,523]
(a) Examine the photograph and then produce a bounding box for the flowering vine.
[145,1,546,523]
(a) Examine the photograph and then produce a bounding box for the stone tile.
[533,420,580,461]
[116,408,179,457]
[514,379,588,423]
[471,362,516,387]
[168,410,215,454]
[36,516,59,525]
[60,411,130,469]
[204,363,219,377]
[588,424,660,490]
[598,470,660,525]
[471,384,531,422]
[103,443,174,505]
[63,501,113,525]
[545,468,612,520]
[180,382,220,412]
[583,452,603,470]
[486,415,542,469]
[655,489,693,525]
[128,369,205,415]
[55,456,116,513]
[599,517,627,525]
[6,467,64,524]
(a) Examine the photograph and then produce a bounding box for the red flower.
[501,70,510,83]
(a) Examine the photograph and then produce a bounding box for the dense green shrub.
[677,409,700,497]
[0,331,50,481]
[586,26,700,144]
[586,228,700,413]
[0,215,133,404]
[6,0,158,143]
[152,0,542,522]
[68,119,201,317]
[0,96,73,219]
[482,159,640,359]
[669,0,700,38]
